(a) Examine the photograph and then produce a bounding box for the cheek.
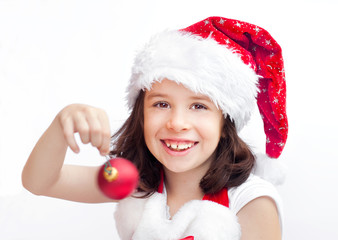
[144,110,168,132]
[199,117,223,139]
[143,111,163,147]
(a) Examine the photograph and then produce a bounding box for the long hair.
[110,90,255,196]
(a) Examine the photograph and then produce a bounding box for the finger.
[73,113,91,145]
[97,112,111,156]
[85,113,103,149]
[99,134,111,156]
[61,117,80,153]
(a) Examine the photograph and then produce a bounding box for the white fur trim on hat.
[126,30,259,131]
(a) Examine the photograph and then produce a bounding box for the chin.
[163,163,197,174]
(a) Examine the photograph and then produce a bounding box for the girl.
[22,16,288,239]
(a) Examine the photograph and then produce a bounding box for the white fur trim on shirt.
[115,192,241,240]
[114,174,284,239]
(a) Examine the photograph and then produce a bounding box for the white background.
[1,0,338,239]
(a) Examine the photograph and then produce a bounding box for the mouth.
[161,139,198,152]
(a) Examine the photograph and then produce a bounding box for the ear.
[221,131,226,138]
[221,116,227,138]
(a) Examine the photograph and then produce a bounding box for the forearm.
[22,116,68,195]
[22,104,113,203]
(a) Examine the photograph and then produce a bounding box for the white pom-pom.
[252,153,287,185]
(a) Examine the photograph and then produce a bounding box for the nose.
[166,108,191,132]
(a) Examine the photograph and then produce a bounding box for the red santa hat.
[126,16,288,184]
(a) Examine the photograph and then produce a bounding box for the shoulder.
[228,174,282,213]
[237,196,282,239]
[228,174,283,239]
[228,174,283,225]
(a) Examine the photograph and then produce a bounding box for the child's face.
[143,79,224,175]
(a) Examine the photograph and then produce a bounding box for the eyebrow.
[146,92,169,100]
[146,92,212,102]
[189,95,213,102]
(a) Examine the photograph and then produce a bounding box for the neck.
[163,167,207,217]
[163,167,205,201]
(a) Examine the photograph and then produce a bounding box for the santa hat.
[126,16,288,184]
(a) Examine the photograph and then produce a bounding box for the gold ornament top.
[103,166,118,182]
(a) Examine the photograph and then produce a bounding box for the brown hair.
[110,90,255,196]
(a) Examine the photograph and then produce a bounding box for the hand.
[57,104,111,156]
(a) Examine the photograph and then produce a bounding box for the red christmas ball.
[97,158,139,200]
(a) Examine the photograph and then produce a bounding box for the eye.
[154,101,170,109]
[191,103,207,110]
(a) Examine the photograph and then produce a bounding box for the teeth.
[178,144,186,150]
[164,141,194,151]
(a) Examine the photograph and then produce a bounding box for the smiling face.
[143,79,224,175]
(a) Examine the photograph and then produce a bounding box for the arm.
[237,196,281,240]
[22,104,114,203]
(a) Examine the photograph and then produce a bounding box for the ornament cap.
[103,166,119,182]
